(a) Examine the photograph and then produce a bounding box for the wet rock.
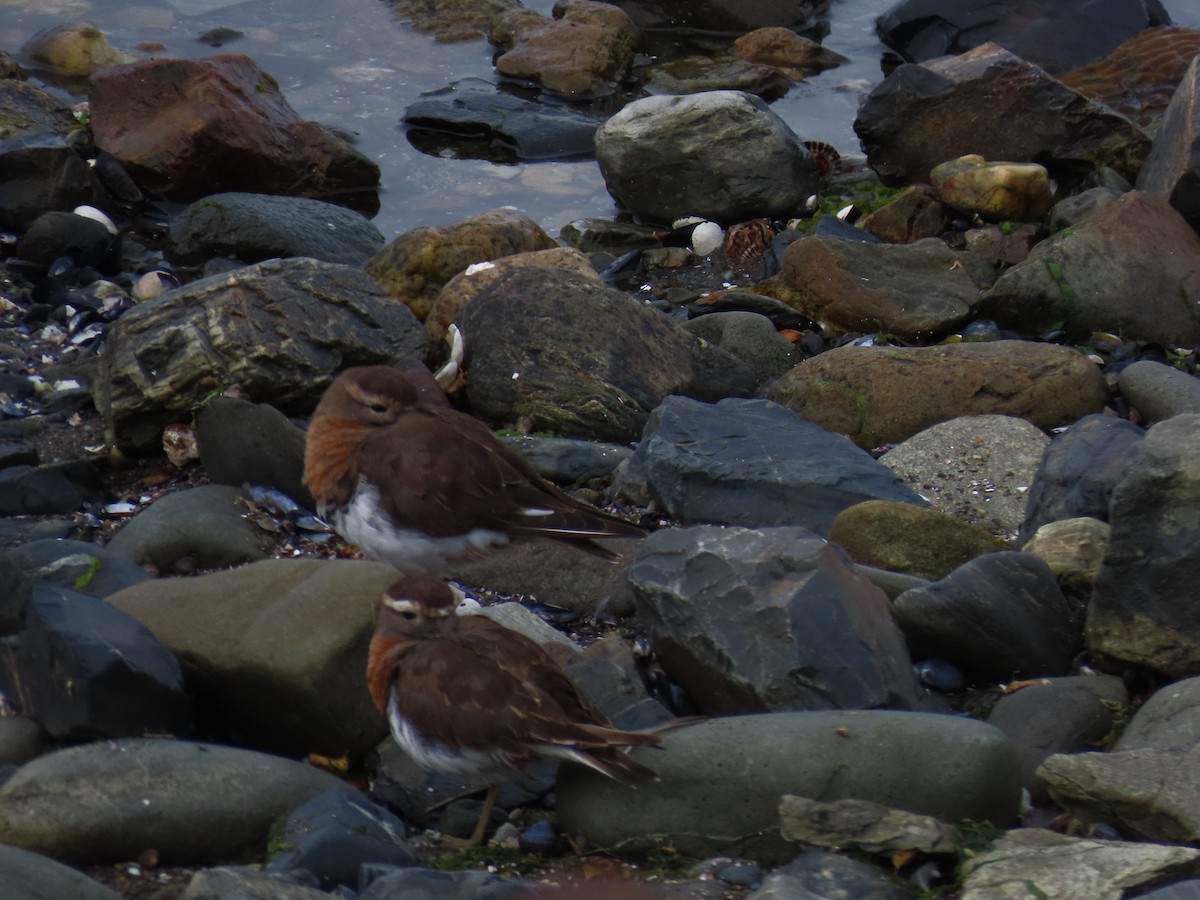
[858,184,951,243]
[0,844,121,900]
[96,257,429,451]
[557,710,1021,861]
[611,396,927,535]
[1,583,189,741]
[829,500,1010,580]
[457,267,757,443]
[169,192,385,268]
[89,55,380,207]
[1116,675,1200,752]
[1021,517,1111,590]
[880,414,1049,538]
[964,222,1040,265]
[1118,359,1200,422]
[1137,53,1200,234]
[733,26,847,76]
[680,311,799,385]
[1087,414,1200,677]
[876,0,1169,75]
[748,849,914,900]
[594,90,820,225]
[1019,414,1145,544]
[196,396,311,507]
[643,56,792,99]
[0,737,356,864]
[608,0,830,33]
[108,558,397,757]
[0,130,96,232]
[986,674,1129,803]
[779,795,960,854]
[1061,26,1200,132]
[629,525,920,714]
[930,155,1053,223]
[20,22,134,77]
[403,85,603,162]
[855,43,1151,187]
[383,0,520,40]
[979,192,1200,345]
[564,636,674,729]
[768,235,984,341]
[365,207,557,321]
[426,246,601,341]
[105,483,268,571]
[6,538,152,599]
[893,552,1082,683]
[769,341,1106,450]
[1040,745,1200,843]
[490,1,638,97]
[959,828,1200,900]
[0,716,45,767]
[263,789,416,889]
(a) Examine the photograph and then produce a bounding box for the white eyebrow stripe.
[383,596,419,613]
[519,507,556,517]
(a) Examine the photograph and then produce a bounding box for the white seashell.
[464,261,495,276]
[72,205,118,235]
[689,221,725,256]
[672,215,704,229]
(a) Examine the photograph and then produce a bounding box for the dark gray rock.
[499,434,633,484]
[557,711,1021,862]
[876,0,1170,74]
[563,636,675,730]
[458,267,758,443]
[196,396,312,506]
[169,192,385,267]
[179,867,331,899]
[749,848,915,899]
[1138,54,1200,232]
[608,0,829,33]
[6,538,152,599]
[0,843,121,900]
[359,866,537,900]
[680,311,800,386]
[0,550,32,634]
[612,396,927,535]
[1118,360,1200,423]
[629,525,920,715]
[594,90,820,225]
[15,210,117,274]
[0,465,85,516]
[1116,675,1200,753]
[264,789,416,889]
[1019,413,1145,544]
[0,716,44,767]
[1049,186,1124,232]
[893,552,1082,683]
[0,738,357,864]
[104,483,268,571]
[1137,880,1200,900]
[95,256,430,451]
[855,44,1151,187]
[986,674,1129,803]
[0,127,95,233]
[1087,414,1200,677]
[403,85,602,161]
[0,584,189,741]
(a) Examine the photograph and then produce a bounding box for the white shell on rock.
[72,205,118,235]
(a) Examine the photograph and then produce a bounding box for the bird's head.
[315,366,420,426]
[375,575,465,639]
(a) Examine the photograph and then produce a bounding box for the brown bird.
[303,364,645,576]
[367,576,661,846]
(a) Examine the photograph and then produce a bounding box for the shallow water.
[2,0,1198,241]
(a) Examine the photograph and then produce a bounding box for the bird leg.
[439,783,500,849]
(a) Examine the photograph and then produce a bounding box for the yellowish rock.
[21,22,135,76]
[930,154,1053,223]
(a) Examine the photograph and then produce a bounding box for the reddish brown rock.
[490,0,638,97]
[732,26,847,78]
[88,55,379,210]
[1061,26,1200,132]
[1138,54,1200,232]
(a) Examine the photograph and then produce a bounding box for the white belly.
[386,696,517,781]
[326,483,508,575]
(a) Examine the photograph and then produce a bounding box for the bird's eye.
[400,610,418,621]
[367,402,389,415]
